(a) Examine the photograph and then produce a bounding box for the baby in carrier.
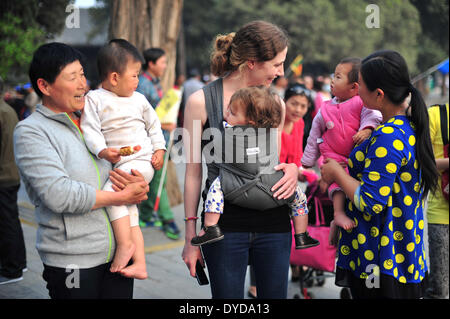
[191,86,319,249]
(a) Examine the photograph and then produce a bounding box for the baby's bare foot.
[110,242,136,273]
[119,262,148,280]
[333,212,356,231]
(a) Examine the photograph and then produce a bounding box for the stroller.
[290,180,350,299]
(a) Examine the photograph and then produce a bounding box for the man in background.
[0,75,27,285]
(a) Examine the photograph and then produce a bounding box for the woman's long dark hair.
[360,50,438,197]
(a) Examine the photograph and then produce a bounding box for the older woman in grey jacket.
[13,42,148,299]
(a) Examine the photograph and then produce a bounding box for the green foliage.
[0,0,72,82]
[88,0,112,42]
[365,0,422,74]
[35,0,74,37]
[0,13,44,81]
[410,0,449,71]
[183,0,222,72]
[0,0,72,37]
[183,0,446,76]
[13,0,443,80]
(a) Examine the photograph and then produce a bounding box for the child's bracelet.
[184,217,199,222]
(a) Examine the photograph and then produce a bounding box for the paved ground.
[0,162,342,299]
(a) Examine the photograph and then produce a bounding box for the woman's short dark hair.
[97,39,144,82]
[142,48,165,71]
[28,42,86,97]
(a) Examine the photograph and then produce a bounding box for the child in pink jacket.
[302,57,382,232]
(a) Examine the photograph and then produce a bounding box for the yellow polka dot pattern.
[337,116,427,285]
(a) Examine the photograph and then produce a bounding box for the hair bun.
[211,33,235,77]
[214,32,235,52]
[210,21,288,78]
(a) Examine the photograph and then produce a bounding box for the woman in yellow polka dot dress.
[320,50,439,299]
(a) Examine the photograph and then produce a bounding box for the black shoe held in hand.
[191,224,224,246]
[295,232,320,249]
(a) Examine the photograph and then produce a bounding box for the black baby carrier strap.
[202,79,294,211]
[202,78,224,189]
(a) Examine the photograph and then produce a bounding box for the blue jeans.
[202,231,292,299]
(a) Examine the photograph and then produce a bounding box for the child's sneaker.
[294,232,320,249]
[139,215,163,228]
[162,221,181,240]
[191,224,224,246]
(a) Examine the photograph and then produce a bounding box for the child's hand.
[151,149,166,170]
[353,128,373,145]
[99,148,121,164]
[299,168,318,183]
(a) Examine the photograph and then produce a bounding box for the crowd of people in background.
[5,65,447,129]
[1,64,339,126]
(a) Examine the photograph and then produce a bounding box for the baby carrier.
[202,79,295,211]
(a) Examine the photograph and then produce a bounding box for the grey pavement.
[0,161,342,299]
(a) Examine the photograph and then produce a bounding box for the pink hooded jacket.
[301,95,382,167]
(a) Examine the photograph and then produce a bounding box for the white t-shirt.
[81,88,166,165]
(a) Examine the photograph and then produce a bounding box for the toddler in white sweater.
[81,39,166,279]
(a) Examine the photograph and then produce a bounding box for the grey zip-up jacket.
[13,104,115,269]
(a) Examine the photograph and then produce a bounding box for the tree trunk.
[109,0,183,92]
[176,18,187,79]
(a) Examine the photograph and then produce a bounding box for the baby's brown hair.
[229,86,282,128]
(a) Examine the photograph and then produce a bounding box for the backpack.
[438,104,449,201]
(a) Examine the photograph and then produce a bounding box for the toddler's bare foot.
[333,212,356,230]
[119,262,148,280]
[110,242,136,273]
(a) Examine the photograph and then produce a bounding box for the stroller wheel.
[315,270,326,286]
